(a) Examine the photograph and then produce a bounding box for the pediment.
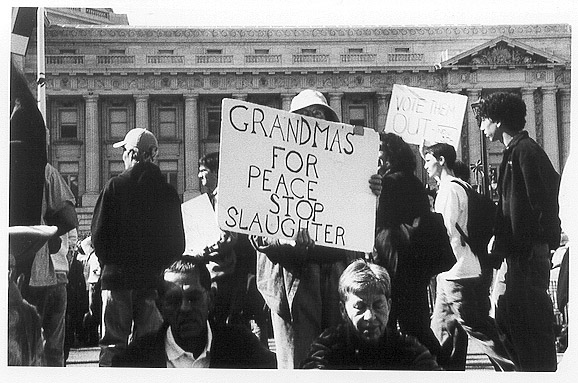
[441,35,567,69]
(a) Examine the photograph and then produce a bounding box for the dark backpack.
[451,180,496,267]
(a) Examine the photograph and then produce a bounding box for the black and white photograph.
[5,1,577,381]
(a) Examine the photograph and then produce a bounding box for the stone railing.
[341,53,377,63]
[196,55,234,64]
[46,55,85,65]
[245,54,282,64]
[96,55,135,64]
[293,54,330,63]
[146,55,185,64]
[388,53,424,62]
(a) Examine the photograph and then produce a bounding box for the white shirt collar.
[165,322,212,368]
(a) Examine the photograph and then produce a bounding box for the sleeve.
[44,165,78,236]
[435,183,463,251]
[299,329,335,369]
[91,181,117,264]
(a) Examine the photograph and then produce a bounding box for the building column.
[558,88,571,170]
[232,93,248,101]
[82,94,100,207]
[281,93,294,112]
[521,87,537,139]
[466,89,482,173]
[183,93,200,201]
[328,92,344,122]
[447,88,465,160]
[376,91,391,133]
[541,86,560,171]
[135,94,149,129]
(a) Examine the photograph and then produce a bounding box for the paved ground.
[67,339,565,369]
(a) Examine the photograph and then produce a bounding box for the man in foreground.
[300,259,441,370]
[112,257,276,368]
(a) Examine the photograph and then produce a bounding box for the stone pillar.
[82,94,100,207]
[183,94,200,201]
[328,92,343,122]
[376,91,391,133]
[541,86,560,171]
[281,93,294,112]
[521,87,537,139]
[232,93,248,101]
[558,88,571,170]
[466,89,482,173]
[134,94,149,129]
[447,89,465,161]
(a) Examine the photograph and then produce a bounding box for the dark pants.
[495,243,557,371]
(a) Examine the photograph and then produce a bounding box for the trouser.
[431,269,515,371]
[272,262,345,369]
[99,288,163,367]
[26,283,67,367]
[495,243,557,371]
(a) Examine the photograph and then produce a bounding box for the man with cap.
[252,89,382,368]
[91,128,185,366]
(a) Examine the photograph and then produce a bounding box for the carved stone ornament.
[464,42,545,66]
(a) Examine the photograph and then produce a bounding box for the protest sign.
[181,193,222,256]
[217,98,379,253]
[384,84,467,149]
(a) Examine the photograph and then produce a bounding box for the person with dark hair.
[477,92,561,371]
[423,142,514,371]
[111,257,276,368]
[453,160,470,183]
[252,89,382,369]
[374,132,442,362]
[300,259,441,370]
[91,128,186,366]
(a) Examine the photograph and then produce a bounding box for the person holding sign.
[252,89,382,369]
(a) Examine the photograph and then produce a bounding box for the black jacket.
[300,324,442,370]
[494,131,561,255]
[112,322,277,368]
[91,161,185,290]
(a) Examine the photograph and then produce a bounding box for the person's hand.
[369,173,382,196]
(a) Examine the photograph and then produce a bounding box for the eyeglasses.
[297,106,326,120]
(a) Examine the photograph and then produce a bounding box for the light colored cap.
[113,128,158,153]
[290,89,340,122]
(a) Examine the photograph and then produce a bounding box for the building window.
[159,160,178,191]
[59,109,78,139]
[207,106,222,138]
[348,48,364,53]
[158,49,174,55]
[158,107,177,138]
[301,48,317,54]
[348,105,367,127]
[59,49,77,54]
[394,47,410,53]
[109,108,128,138]
[109,48,126,54]
[206,49,222,54]
[58,162,79,206]
[254,49,270,54]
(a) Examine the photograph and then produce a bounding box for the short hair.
[453,160,470,183]
[423,143,457,170]
[160,257,212,294]
[380,132,416,173]
[478,92,526,131]
[130,146,158,163]
[338,259,392,302]
[199,152,219,173]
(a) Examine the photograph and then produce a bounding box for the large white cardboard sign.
[218,99,379,253]
[384,84,467,149]
[181,193,222,256]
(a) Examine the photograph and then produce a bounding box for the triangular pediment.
[441,36,567,69]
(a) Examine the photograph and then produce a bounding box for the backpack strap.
[450,179,470,247]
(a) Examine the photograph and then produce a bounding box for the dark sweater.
[91,161,185,290]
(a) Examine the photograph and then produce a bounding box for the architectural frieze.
[47,24,571,42]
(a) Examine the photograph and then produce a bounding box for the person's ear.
[439,155,446,166]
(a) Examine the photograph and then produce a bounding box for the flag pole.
[36,7,48,146]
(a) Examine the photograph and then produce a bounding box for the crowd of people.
[9,66,568,372]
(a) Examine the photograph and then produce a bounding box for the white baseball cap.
[113,128,158,153]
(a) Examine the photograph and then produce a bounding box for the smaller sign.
[384,84,467,149]
[181,193,222,256]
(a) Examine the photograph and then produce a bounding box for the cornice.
[47,24,571,42]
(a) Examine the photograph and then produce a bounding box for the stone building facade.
[20,11,571,233]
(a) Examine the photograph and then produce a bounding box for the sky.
[109,0,576,28]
